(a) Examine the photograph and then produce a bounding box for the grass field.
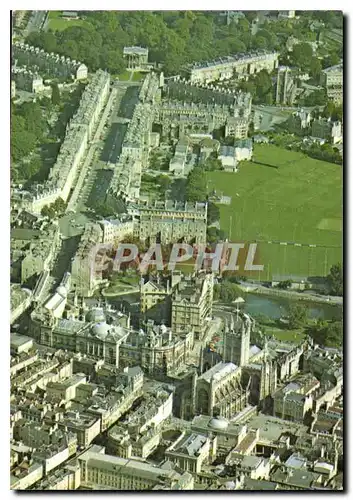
[117,71,144,81]
[207,144,342,280]
[266,327,306,344]
[117,71,131,81]
[47,11,90,31]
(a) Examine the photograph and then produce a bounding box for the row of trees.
[303,143,342,165]
[185,166,207,202]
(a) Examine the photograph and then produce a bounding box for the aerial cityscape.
[10,10,343,491]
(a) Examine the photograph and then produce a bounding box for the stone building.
[225,117,250,139]
[169,138,190,175]
[218,141,253,172]
[311,118,342,145]
[166,432,217,474]
[182,50,279,84]
[107,384,173,458]
[70,223,104,297]
[172,272,213,340]
[78,445,194,490]
[286,108,312,134]
[164,80,252,109]
[123,46,149,70]
[195,311,307,417]
[11,285,32,324]
[276,66,297,105]
[140,274,176,323]
[11,224,60,285]
[30,305,131,368]
[12,66,44,93]
[119,321,195,376]
[193,362,249,418]
[320,64,343,103]
[73,367,144,432]
[98,217,134,244]
[157,95,251,141]
[13,42,88,81]
[136,200,208,245]
[107,73,161,203]
[272,373,320,422]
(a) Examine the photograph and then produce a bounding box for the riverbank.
[238,283,343,306]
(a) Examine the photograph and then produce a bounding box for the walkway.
[66,87,117,213]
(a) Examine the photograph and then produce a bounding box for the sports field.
[207,145,342,280]
[47,11,90,31]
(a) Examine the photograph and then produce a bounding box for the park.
[206,144,342,280]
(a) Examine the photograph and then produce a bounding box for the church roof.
[200,362,238,383]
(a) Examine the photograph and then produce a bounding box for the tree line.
[24,11,342,78]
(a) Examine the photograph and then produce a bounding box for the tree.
[291,42,313,71]
[287,303,308,329]
[51,83,61,106]
[322,101,336,118]
[157,175,172,192]
[310,57,322,80]
[202,157,222,172]
[307,319,342,348]
[41,205,56,218]
[185,167,207,202]
[301,89,327,106]
[52,197,67,214]
[327,263,343,296]
[323,52,340,69]
[253,35,268,50]
[277,280,292,289]
[219,281,243,303]
[253,69,273,104]
[207,202,220,225]
[19,157,42,180]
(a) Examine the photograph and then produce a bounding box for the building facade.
[183,51,279,84]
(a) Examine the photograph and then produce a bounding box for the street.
[24,10,47,36]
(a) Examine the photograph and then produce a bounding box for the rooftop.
[200,362,238,383]
[171,433,208,457]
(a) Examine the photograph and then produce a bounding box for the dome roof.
[86,307,106,323]
[92,321,111,339]
[208,416,229,431]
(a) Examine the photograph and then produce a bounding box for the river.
[242,293,342,321]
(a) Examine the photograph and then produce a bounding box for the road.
[67,86,118,213]
[24,10,47,35]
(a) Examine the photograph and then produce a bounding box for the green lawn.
[266,327,306,344]
[132,71,144,81]
[47,11,90,31]
[116,71,145,82]
[207,144,342,280]
[117,71,131,81]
